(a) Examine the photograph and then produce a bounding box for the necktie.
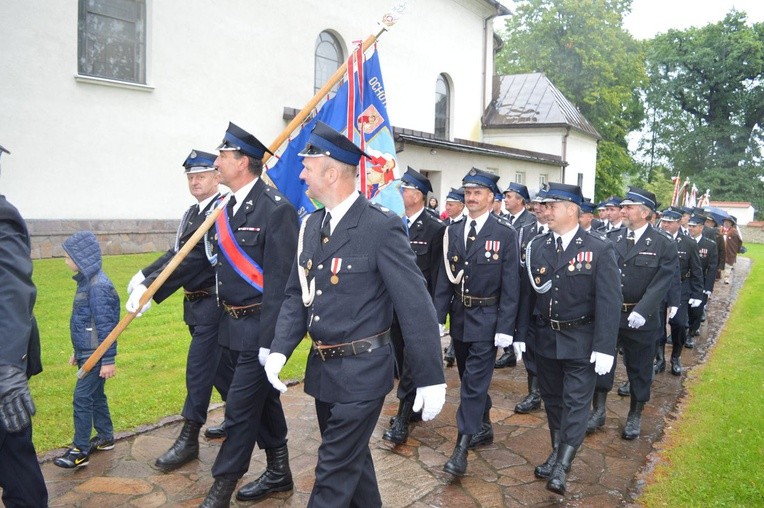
[556,236,564,263]
[537,225,544,235]
[509,215,515,225]
[466,220,477,251]
[321,211,332,245]
[627,230,635,249]
[227,195,237,217]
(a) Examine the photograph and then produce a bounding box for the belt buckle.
[463,295,473,308]
[550,320,562,331]
[313,341,326,361]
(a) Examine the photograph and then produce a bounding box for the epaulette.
[585,229,610,243]
[369,202,397,217]
[606,226,626,237]
[656,229,673,240]
[262,185,287,205]
[424,212,445,225]
[450,215,465,224]
[495,217,514,229]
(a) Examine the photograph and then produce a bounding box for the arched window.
[314,31,343,93]
[435,74,450,139]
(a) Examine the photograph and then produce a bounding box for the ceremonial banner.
[267,49,402,219]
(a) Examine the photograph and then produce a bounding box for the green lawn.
[639,244,764,506]
[29,252,309,453]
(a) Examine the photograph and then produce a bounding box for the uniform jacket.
[607,225,678,332]
[270,195,445,403]
[672,233,704,301]
[515,221,541,343]
[694,235,719,292]
[509,208,536,230]
[527,227,622,359]
[208,179,298,352]
[142,195,221,326]
[434,213,520,342]
[0,195,41,376]
[407,209,446,296]
[62,232,120,364]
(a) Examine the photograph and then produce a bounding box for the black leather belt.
[184,286,215,302]
[455,291,498,308]
[312,330,391,361]
[221,301,261,319]
[622,303,637,313]
[540,315,594,331]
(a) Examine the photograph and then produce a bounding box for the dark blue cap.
[688,215,706,226]
[400,166,432,195]
[182,149,218,174]
[531,187,548,203]
[503,182,530,201]
[596,201,607,210]
[603,197,623,208]
[299,121,369,166]
[660,209,682,221]
[581,198,596,214]
[217,122,272,160]
[725,215,737,225]
[462,167,500,195]
[542,182,583,206]
[620,187,657,211]
[446,187,465,203]
[494,193,503,201]
[680,206,693,215]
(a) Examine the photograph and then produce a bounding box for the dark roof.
[481,0,511,16]
[483,73,600,139]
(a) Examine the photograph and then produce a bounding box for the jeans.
[73,359,113,453]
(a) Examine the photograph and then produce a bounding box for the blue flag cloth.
[267,49,402,220]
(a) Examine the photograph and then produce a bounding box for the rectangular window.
[539,174,548,186]
[78,0,146,84]
[515,172,525,184]
[577,172,584,188]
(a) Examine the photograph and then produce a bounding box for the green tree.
[496,0,647,200]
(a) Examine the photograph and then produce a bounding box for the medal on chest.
[330,258,341,285]
[485,240,500,260]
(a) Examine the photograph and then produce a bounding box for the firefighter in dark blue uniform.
[197,123,299,507]
[658,209,704,375]
[588,188,678,441]
[442,187,466,367]
[0,145,47,507]
[687,214,718,343]
[522,183,621,495]
[126,150,233,471]
[433,168,520,477]
[383,166,445,445]
[263,121,446,507]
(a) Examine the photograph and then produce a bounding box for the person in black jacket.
[687,214,719,343]
[0,144,47,506]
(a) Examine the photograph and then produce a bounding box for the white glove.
[258,348,270,367]
[412,383,447,421]
[125,284,152,316]
[668,306,678,319]
[493,333,513,349]
[703,290,712,296]
[127,270,145,294]
[264,353,288,393]
[627,311,646,329]
[513,341,526,362]
[689,298,703,308]
[438,324,447,337]
[590,352,615,375]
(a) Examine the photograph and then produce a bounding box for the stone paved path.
[37,258,750,507]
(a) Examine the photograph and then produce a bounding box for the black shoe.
[468,422,494,448]
[155,420,201,472]
[200,477,238,508]
[444,343,455,368]
[443,434,471,476]
[204,423,227,439]
[586,392,607,435]
[89,435,115,451]
[54,447,89,468]
[494,349,517,369]
[671,357,682,376]
[383,400,414,445]
[515,374,542,413]
[546,444,576,495]
[534,430,559,479]
[617,380,630,397]
[654,344,666,374]
[236,445,293,501]
[685,336,695,349]
[621,400,645,440]
[690,329,700,337]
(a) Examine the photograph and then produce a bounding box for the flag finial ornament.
[381,2,407,29]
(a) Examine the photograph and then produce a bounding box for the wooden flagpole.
[77,4,407,378]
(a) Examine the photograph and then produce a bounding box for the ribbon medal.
[485,240,500,260]
[568,259,576,271]
[577,251,593,270]
[330,258,342,285]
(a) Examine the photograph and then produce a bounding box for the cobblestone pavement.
[38,257,751,507]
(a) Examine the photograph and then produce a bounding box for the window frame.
[314,31,344,94]
[435,73,451,140]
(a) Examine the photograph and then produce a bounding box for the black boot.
[654,344,666,374]
[534,429,559,479]
[546,444,577,495]
[515,374,542,413]
[236,445,293,501]
[586,391,607,434]
[685,335,696,348]
[200,476,238,508]
[444,341,455,368]
[494,347,516,368]
[622,399,646,440]
[671,355,682,376]
[383,399,414,445]
[155,420,201,472]
[443,433,471,476]
[468,409,493,448]
[617,380,630,396]
[204,421,227,439]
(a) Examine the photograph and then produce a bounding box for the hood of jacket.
[63,231,102,280]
